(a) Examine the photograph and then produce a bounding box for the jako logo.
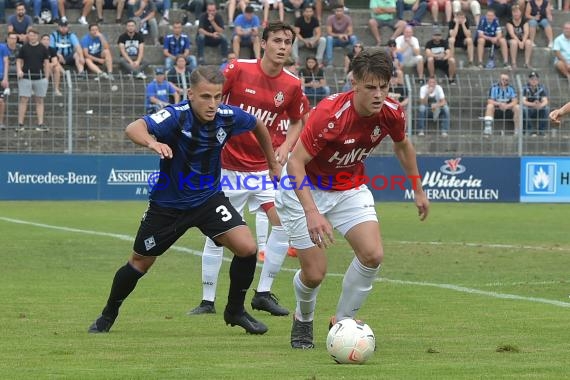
[344,138,355,144]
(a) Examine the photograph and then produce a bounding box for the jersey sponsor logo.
[240,104,278,126]
[150,109,171,124]
[371,126,381,142]
[274,91,285,107]
[181,130,192,138]
[144,236,156,251]
[216,127,227,144]
[245,88,256,95]
[328,147,376,167]
[343,138,355,144]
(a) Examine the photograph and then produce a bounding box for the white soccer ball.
[326,319,376,364]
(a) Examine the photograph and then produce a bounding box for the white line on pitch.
[389,240,570,252]
[2,216,569,309]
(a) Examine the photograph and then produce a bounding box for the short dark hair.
[190,66,225,87]
[89,23,99,30]
[15,2,25,8]
[350,47,393,84]
[262,21,296,44]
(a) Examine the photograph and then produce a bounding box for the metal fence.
[0,71,568,156]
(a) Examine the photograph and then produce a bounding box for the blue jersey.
[81,34,104,56]
[163,33,191,55]
[143,102,257,209]
[477,17,501,38]
[489,84,516,103]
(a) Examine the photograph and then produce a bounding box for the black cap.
[58,19,69,26]
[387,39,396,47]
[245,5,254,13]
[528,71,539,78]
[155,67,165,75]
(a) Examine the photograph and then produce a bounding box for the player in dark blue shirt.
[88,66,280,335]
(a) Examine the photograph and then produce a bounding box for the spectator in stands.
[118,19,149,79]
[325,4,358,68]
[131,0,160,46]
[292,5,325,66]
[40,33,63,95]
[299,55,330,105]
[58,0,95,25]
[448,11,474,67]
[163,20,197,71]
[506,4,532,69]
[154,0,171,26]
[417,76,450,136]
[95,0,126,24]
[369,0,407,46]
[388,72,408,108]
[483,73,520,136]
[397,0,428,27]
[314,0,347,22]
[6,32,21,77]
[451,0,480,26]
[7,3,33,44]
[525,0,554,49]
[145,66,179,113]
[262,0,285,27]
[16,28,50,132]
[395,25,424,83]
[284,0,308,18]
[50,19,87,77]
[82,23,115,80]
[26,0,60,24]
[182,0,205,27]
[429,0,452,25]
[476,8,510,69]
[232,4,261,59]
[219,51,237,72]
[386,38,403,77]
[341,42,364,91]
[425,26,456,83]
[522,71,549,136]
[196,1,229,65]
[227,0,249,28]
[167,54,192,99]
[488,0,512,20]
[553,21,570,79]
[0,35,8,130]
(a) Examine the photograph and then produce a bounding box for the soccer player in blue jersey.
[88,66,281,335]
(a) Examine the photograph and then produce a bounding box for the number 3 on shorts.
[216,205,233,222]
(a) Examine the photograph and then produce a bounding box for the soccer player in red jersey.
[276,48,430,349]
[189,22,309,318]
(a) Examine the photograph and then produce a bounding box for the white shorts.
[221,168,276,215]
[275,175,378,250]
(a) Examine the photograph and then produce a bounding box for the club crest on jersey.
[216,128,227,144]
[371,126,381,142]
[274,91,285,107]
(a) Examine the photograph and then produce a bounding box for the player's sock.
[256,226,289,292]
[256,212,269,252]
[102,262,145,318]
[202,238,224,302]
[226,253,257,314]
[335,257,380,321]
[293,269,320,322]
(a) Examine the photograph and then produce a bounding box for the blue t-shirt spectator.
[7,14,33,35]
[233,13,260,39]
[163,33,191,56]
[0,43,10,80]
[145,80,178,110]
[81,34,104,56]
[489,82,516,103]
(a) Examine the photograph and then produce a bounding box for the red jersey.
[272,94,311,149]
[300,91,406,191]
[221,59,306,171]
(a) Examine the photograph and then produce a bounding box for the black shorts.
[494,108,514,120]
[63,55,76,66]
[133,193,246,256]
[431,59,449,72]
[454,37,467,49]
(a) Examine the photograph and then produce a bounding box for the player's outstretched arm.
[393,138,429,221]
[275,118,303,165]
[288,143,334,248]
[125,119,173,159]
[252,119,282,180]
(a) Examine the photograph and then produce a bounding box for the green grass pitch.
[1,201,569,379]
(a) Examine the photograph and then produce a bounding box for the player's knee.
[303,269,326,288]
[233,240,258,258]
[357,248,383,268]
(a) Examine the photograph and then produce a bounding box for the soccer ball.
[326,319,375,364]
